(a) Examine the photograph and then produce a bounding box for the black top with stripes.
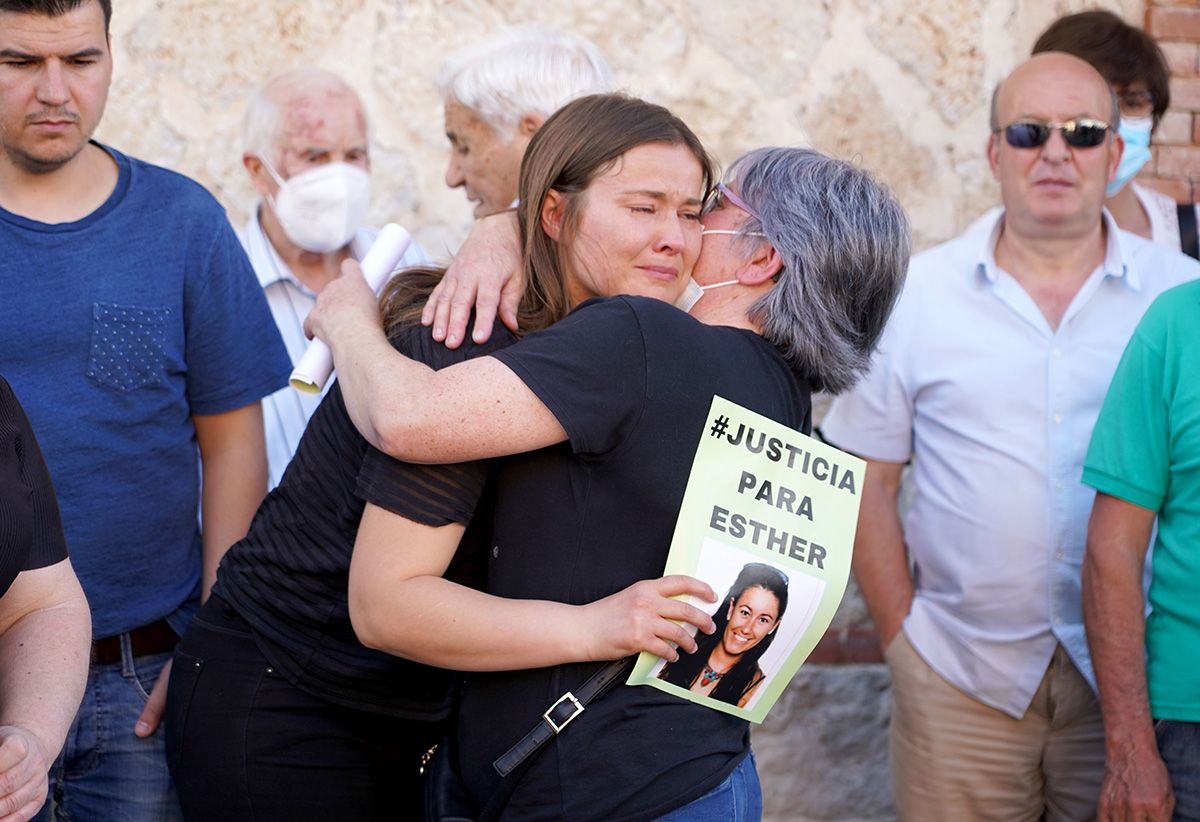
[213,321,513,719]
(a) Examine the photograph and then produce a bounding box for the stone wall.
[1143,0,1200,201]
[92,2,1193,820]
[99,0,1149,259]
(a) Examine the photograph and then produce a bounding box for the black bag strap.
[478,656,634,821]
[1178,203,1199,261]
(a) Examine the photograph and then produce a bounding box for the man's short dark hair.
[1032,10,1170,125]
[0,0,111,34]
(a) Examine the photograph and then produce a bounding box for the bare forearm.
[200,475,260,597]
[197,407,268,597]
[0,594,89,762]
[351,576,588,671]
[350,505,710,671]
[312,262,564,463]
[329,323,562,464]
[324,318,437,453]
[1084,535,1154,750]
[852,461,913,647]
[1084,494,1159,751]
[1083,493,1172,820]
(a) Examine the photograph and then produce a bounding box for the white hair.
[242,67,366,163]
[437,24,616,138]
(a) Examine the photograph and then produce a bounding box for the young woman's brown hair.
[517,93,716,331]
[1032,10,1170,125]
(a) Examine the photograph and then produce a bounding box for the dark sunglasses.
[997,119,1111,149]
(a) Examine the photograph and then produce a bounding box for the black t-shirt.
[459,297,812,821]
[213,321,513,719]
[0,376,68,598]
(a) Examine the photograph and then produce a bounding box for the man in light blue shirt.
[823,53,1200,820]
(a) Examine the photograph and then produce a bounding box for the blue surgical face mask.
[1108,116,1154,197]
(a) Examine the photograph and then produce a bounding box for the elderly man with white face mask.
[240,67,428,487]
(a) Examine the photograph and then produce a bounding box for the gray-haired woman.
[308,139,910,820]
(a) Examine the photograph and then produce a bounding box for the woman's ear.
[737,240,784,286]
[540,189,566,241]
[725,597,735,621]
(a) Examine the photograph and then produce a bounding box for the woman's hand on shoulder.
[580,575,717,662]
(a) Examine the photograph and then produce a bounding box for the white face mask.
[673,277,741,313]
[262,159,371,253]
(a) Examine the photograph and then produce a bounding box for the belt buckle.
[543,691,584,734]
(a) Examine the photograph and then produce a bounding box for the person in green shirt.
[1082,278,1200,822]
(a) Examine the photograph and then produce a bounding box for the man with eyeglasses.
[821,52,1200,820]
[1034,10,1200,260]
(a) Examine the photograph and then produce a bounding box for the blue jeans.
[34,642,183,822]
[654,751,762,821]
[1157,720,1200,822]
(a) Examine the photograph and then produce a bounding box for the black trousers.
[165,595,443,821]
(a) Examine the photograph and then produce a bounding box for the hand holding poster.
[627,395,864,723]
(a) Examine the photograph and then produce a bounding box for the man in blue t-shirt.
[0,1,290,819]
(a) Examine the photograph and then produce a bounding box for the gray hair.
[729,148,911,394]
[437,24,615,138]
[242,67,366,163]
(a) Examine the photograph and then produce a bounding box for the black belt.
[493,657,633,777]
[91,618,178,665]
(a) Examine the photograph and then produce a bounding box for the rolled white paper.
[289,223,413,394]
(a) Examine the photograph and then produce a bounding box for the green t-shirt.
[1082,279,1200,722]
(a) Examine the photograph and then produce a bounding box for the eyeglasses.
[701,229,766,238]
[996,119,1111,149]
[702,182,762,221]
[1116,89,1155,118]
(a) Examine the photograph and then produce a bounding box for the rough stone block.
[1155,111,1195,144]
[754,665,895,822]
[1160,41,1199,77]
[690,0,831,99]
[861,0,984,125]
[1148,6,1200,40]
[804,70,937,208]
[1172,77,1200,110]
[1155,145,1200,177]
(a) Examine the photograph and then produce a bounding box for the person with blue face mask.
[1034,11,1200,260]
[239,68,430,488]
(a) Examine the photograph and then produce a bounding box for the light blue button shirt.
[823,209,1200,718]
[240,211,428,489]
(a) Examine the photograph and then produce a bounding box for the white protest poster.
[627,395,864,724]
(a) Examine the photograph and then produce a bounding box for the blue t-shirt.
[0,144,290,638]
